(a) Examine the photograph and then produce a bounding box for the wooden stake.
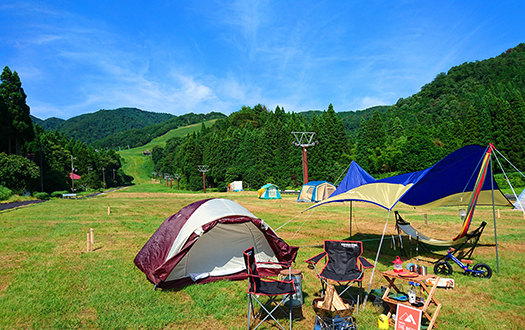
[497,209,500,218]
[87,233,91,252]
[107,206,111,215]
[424,214,428,225]
[90,228,94,244]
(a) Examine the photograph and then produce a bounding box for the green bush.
[33,192,50,200]
[494,172,525,190]
[0,185,13,201]
[0,153,40,195]
[51,191,69,198]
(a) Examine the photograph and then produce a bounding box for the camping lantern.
[393,256,403,273]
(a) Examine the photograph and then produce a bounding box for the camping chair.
[305,240,373,314]
[243,246,296,330]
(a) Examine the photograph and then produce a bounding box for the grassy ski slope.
[118,119,217,184]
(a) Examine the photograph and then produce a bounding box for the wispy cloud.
[1,1,522,119]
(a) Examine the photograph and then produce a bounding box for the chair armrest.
[305,251,327,265]
[359,256,374,269]
[257,260,292,268]
[248,273,295,284]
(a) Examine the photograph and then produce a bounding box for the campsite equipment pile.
[313,285,357,330]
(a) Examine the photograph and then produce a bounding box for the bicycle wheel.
[472,263,492,279]
[433,261,452,275]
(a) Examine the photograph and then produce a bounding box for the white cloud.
[360,96,388,110]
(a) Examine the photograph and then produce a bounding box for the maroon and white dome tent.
[134,198,298,289]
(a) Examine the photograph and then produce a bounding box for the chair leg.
[289,293,293,330]
[247,294,251,330]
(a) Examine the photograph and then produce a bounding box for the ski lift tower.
[173,173,181,190]
[198,165,210,193]
[292,132,318,185]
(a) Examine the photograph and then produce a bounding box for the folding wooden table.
[381,270,442,329]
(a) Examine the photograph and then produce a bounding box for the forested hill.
[91,111,226,149]
[150,43,525,192]
[355,43,525,174]
[32,107,173,144]
[299,106,389,136]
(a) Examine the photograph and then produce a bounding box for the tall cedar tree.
[0,66,34,154]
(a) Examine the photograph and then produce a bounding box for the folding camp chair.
[305,240,373,314]
[243,246,296,330]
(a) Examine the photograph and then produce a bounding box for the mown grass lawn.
[1,184,524,329]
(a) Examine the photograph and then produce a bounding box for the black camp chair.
[305,240,373,313]
[243,246,296,330]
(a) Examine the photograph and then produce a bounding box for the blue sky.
[1,1,524,120]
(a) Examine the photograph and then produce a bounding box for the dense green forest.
[32,107,174,144]
[91,111,226,149]
[302,105,390,137]
[356,43,525,174]
[33,108,226,149]
[0,66,132,198]
[151,44,525,191]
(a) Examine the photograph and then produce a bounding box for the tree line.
[0,66,132,197]
[152,44,525,191]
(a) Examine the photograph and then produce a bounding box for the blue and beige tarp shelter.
[329,161,376,198]
[296,181,336,203]
[307,144,511,307]
[258,183,282,200]
[317,144,510,213]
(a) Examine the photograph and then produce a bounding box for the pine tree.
[0,66,34,154]
[463,105,479,146]
[355,117,371,171]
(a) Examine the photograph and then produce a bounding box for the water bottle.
[408,281,416,304]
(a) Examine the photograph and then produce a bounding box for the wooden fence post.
[87,233,91,252]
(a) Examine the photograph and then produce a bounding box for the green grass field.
[2,124,524,329]
[1,181,524,329]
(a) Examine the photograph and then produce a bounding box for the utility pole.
[198,165,210,193]
[292,132,318,184]
[70,155,77,192]
[174,173,181,190]
[40,146,44,192]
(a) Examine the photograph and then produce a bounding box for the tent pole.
[490,156,500,274]
[362,210,391,311]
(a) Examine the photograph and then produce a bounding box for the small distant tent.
[134,198,298,289]
[228,181,243,192]
[296,181,336,202]
[258,184,282,199]
[514,189,525,210]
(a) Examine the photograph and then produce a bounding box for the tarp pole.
[349,201,353,238]
[362,210,391,311]
[490,156,500,273]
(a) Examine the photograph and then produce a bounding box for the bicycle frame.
[444,250,481,275]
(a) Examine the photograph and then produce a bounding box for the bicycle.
[433,247,492,279]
